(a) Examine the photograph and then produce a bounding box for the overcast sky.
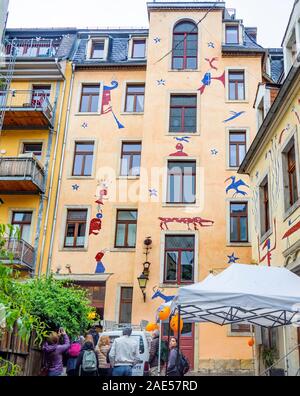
[6,0,294,48]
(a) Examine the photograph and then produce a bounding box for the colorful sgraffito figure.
[292,106,300,125]
[258,220,277,267]
[152,286,175,303]
[101,81,124,129]
[169,143,188,157]
[89,218,102,236]
[198,71,225,95]
[159,217,214,231]
[205,57,218,70]
[95,250,108,274]
[282,215,300,247]
[227,253,239,264]
[225,176,249,197]
[223,111,245,123]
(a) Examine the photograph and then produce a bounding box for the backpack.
[68,343,81,358]
[178,352,190,375]
[82,350,97,373]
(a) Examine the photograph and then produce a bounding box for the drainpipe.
[37,76,67,277]
[34,82,60,277]
[46,63,75,276]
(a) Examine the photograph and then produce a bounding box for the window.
[282,138,299,211]
[31,85,51,107]
[72,142,94,177]
[231,324,251,333]
[79,84,100,113]
[115,210,138,248]
[125,85,145,113]
[131,39,146,58]
[172,21,198,70]
[64,210,87,248]
[167,161,196,204]
[230,202,248,243]
[259,177,270,237]
[228,71,245,101]
[229,131,246,167]
[22,143,43,161]
[120,142,142,177]
[91,41,105,59]
[225,25,239,44]
[164,235,195,285]
[169,95,197,133]
[119,287,133,324]
[11,212,32,244]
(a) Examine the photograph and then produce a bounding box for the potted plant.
[262,347,284,376]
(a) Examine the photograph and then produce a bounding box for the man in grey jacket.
[109,327,140,376]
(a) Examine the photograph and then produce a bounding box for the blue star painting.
[208,42,215,48]
[72,184,80,191]
[157,79,166,86]
[154,37,161,44]
[228,253,239,264]
[81,122,88,129]
[211,149,218,156]
[149,189,158,197]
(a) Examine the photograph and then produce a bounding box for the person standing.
[109,328,140,376]
[42,328,70,377]
[76,341,99,376]
[149,330,160,376]
[166,337,181,377]
[66,339,81,377]
[96,335,112,376]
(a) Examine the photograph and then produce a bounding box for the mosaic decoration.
[282,215,300,242]
[72,184,80,191]
[208,42,215,48]
[101,81,124,129]
[258,220,277,267]
[169,143,188,157]
[157,79,166,86]
[225,176,249,197]
[198,71,225,95]
[95,250,109,274]
[152,286,175,303]
[149,189,158,197]
[211,149,218,156]
[174,136,191,143]
[159,217,214,231]
[227,253,240,264]
[205,57,218,70]
[81,122,88,129]
[154,37,161,44]
[223,111,246,123]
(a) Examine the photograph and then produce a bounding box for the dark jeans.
[112,366,132,376]
[99,368,112,376]
[48,371,62,377]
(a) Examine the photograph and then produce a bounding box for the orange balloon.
[158,306,171,321]
[248,339,255,347]
[170,315,184,333]
[146,322,157,332]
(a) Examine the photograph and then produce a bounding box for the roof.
[73,30,148,67]
[239,59,300,174]
[147,1,226,12]
[268,48,284,83]
[222,27,265,55]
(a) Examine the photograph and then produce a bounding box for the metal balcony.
[0,156,45,194]
[0,89,54,129]
[2,238,35,271]
[5,38,59,58]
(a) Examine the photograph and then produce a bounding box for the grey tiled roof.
[268,49,284,83]
[222,27,265,53]
[73,30,148,66]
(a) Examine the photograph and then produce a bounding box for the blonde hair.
[99,335,110,347]
[48,332,59,345]
[85,334,94,346]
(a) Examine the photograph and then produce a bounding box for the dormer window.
[88,38,109,60]
[225,25,239,44]
[132,39,146,59]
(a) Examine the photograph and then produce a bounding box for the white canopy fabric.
[171,264,300,328]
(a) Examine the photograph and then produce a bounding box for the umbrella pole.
[251,325,256,375]
[165,314,171,377]
[176,306,181,374]
[158,320,162,376]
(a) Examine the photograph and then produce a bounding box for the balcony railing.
[0,157,45,193]
[2,238,35,270]
[0,89,54,128]
[5,38,59,58]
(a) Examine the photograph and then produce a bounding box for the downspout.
[37,75,67,277]
[46,63,75,276]
[34,82,61,277]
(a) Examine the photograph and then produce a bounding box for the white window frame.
[67,138,98,179]
[226,127,250,170]
[258,172,273,243]
[223,22,242,46]
[225,67,249,103]
[226,198,251,247]
[121,81,145,115]
[75,81,103,115]
[87,37,109,61]
[128,36,147,60]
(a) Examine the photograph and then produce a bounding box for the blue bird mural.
[223,111,246,123]
[174,136,191,143]
[225,176,249,197]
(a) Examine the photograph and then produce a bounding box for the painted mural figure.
[95,250,107,274]
[223,111,245,123]
[198,71,225,95]
[101,81,124,129]
[89,218,102,236]
[225,176,249,197]
[158,217,214,231]
[258,220,277,267]
[169,143,188,157]
[152,287,175,303]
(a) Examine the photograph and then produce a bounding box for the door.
[162,323,195,370]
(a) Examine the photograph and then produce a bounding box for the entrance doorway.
[162,323,195,369]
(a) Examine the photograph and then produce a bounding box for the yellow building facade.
[49,2,267,372]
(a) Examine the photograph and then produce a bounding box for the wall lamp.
[137,237,152,302]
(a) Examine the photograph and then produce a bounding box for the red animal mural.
[159,217,214,231]
[89,218,102,236]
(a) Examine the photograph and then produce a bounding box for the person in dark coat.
[149,330,160,376]
[76,341,99,376]
[166,337,182,377]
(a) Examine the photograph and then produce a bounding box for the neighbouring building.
[239,0,300,376]
[0,28,76,277]
[48,1,267,373]
[0,0,9,46]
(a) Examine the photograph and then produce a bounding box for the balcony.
[1,90,54,129]
[5,38,59,58]
[0,156,45,194]
[2,238,35,271]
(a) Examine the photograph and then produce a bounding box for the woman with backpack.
[166,337,189,376]
[66,339,82,377]
[96,335,112,376]
[76,341,99,376]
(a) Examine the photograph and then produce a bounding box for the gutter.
[46,63,75,276]
[239,60,300,175]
